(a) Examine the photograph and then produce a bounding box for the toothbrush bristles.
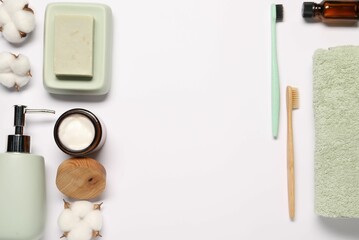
[276,4,283,21]
[291,88,299,109]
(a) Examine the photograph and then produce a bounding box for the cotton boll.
[70,201,94,219]
[0,52,31,90]
[10,54,30,75]
[12,10,35,33]
[0,0,35,44]
[83,210,102,231]
[58,209,81,232]
[2,22,23,43]
[0,72,16,88]
[59,201,104,240]
[0,52,15,73]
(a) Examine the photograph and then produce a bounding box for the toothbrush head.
[291,87,299,110]
[272,4,283,22]
[287,86,299,110]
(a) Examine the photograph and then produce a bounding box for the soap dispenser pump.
[0,105,55,240]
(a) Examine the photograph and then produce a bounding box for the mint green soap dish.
[43,3,112,95]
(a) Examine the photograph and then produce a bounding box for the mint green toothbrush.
[271,4,283,139]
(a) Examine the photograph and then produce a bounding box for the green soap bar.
[54,15,94,78]
[43,3,112,95]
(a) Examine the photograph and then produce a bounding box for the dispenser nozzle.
[7,105,55,153]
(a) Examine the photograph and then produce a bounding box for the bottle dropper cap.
[6,105,55,153]
[302,2,315,18]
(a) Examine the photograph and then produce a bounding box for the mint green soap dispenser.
[0,105,55,240]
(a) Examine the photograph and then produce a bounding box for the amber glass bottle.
[302,1,359,22]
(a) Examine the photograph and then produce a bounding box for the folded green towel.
[314,46,359,218]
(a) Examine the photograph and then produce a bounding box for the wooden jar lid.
[56,157,106,200]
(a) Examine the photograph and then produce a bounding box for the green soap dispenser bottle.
[0,105,55,240]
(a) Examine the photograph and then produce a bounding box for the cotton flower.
[0,52,31,91]
[59,200,103,240]
[0,0,35,43]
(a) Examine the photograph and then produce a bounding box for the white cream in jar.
[54,109,106,156]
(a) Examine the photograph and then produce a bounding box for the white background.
[1,0,359,239]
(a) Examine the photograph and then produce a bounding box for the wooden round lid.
[56,157,106,200]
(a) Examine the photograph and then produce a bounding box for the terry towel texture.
[313,46,359,218]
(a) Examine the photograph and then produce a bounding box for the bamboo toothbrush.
[286,86,299,221]
[271,4,283,139]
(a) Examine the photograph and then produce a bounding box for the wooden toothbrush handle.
[287,102,295,220]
